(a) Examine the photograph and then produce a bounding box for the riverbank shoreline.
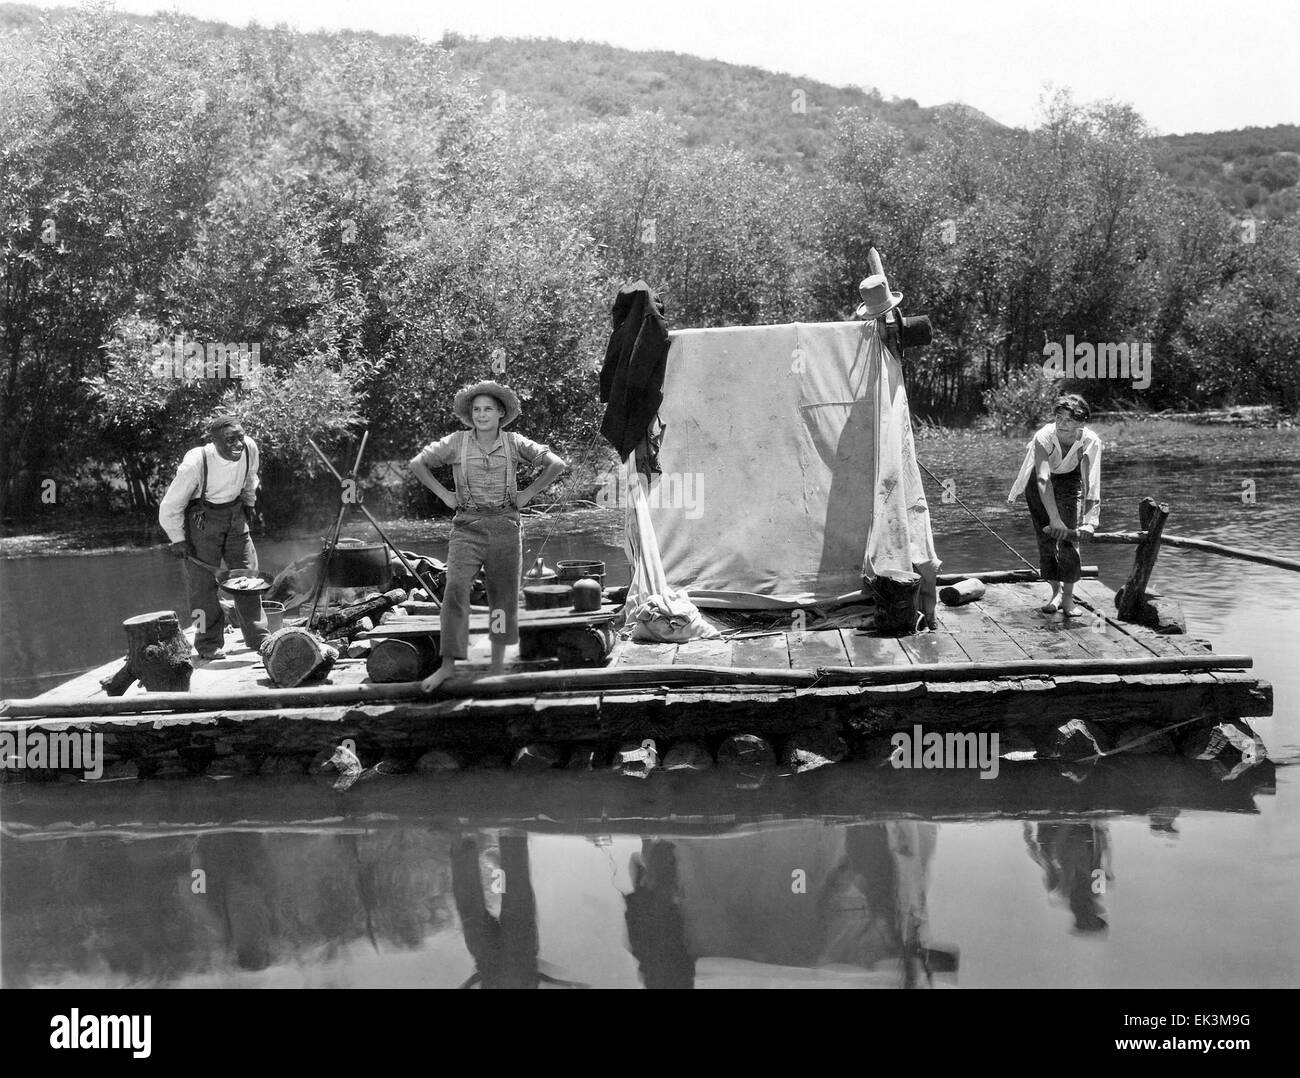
[4,421,1297,559]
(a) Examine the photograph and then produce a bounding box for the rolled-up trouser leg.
[441,516,488,660]
[482,514,522,646]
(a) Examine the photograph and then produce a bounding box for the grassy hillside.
[1152,125,1300,220]
[3,3,1294,213]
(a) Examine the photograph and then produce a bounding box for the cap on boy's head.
[207,413,243,437]
[1055,394,1090,422]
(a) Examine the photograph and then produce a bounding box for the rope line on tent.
[916,460,1038,573]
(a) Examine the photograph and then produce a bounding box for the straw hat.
[854,273,904,320]
[453,380,521,428]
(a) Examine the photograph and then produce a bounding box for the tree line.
[2,9,1297,524]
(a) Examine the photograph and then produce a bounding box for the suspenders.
[188,441,251,531]
[452,431,518,510]
[195,440,250,503]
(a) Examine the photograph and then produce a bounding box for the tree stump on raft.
[1116,498,1169,622]
[99,611,194,696]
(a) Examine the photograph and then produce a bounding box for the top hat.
[453,380,522,428]
[855,273,904,320]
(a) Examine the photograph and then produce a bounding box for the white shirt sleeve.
[1080,431,1102,528]
[158,447,203,543]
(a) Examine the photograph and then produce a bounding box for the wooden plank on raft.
[976,584,1096,661]
[934,602,1032,661]
[613,641,679,667]
[674,638,734,667]
[898,630,971,665]
[840,630,912,667]
[786,629,850,669]
[730,633,792,670]
[1070,579,1166,659]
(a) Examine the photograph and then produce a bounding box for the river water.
[2,423,1298,988]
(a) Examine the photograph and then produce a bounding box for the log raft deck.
[0,572,1273,781]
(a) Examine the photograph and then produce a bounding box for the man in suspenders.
[158,414,262,660]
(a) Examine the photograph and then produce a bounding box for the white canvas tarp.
[644,320,939,602]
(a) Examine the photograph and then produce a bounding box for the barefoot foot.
[1040,596,1061,614]
[421,665,456,693]
[1062,604,1084,618]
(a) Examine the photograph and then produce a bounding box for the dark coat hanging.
[600,280,670,461]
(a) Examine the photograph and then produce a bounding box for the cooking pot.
[320,539,390,588]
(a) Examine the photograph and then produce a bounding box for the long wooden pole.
[1092,531,1300,574]
[0,654,1254,720]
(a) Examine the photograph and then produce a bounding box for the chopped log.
[717,734,775,771]
[367,638,437,683]
[1116,499,1169,621]
[556,623,616,668]
[513,743,564,771]
[782,731,848,773]
[112,612,193,693]
[310,588,407,637]
[260,628,338,689]
[347,639,373,659]
[939,579,986,607]
[662,741,713,771]
[99,659,136,697]
[1180,720,1264,764]
[1045,718,1109,761]
[614,739,658,778]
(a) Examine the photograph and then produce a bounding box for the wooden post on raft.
[99,611,194,695]
[1114,498,1185,634]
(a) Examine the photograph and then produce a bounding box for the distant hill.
[2,3,1295,213]
[435,32,1010,171]
[1151,125,1300,220]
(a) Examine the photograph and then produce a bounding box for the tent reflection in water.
[618,311,940,628]
[624,821,959,988]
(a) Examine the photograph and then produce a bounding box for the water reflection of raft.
[0,574,1273,784]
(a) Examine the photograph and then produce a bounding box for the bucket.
[557,559,605,588]
[262,600,285,633]
[869,573,922,636]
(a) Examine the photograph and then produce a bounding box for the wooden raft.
[0,575,1274,785]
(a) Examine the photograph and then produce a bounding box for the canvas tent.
[626,319,939,606]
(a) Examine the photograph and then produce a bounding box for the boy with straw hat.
[409,380,566,691]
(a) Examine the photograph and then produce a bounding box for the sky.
[22,0,1300,134]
